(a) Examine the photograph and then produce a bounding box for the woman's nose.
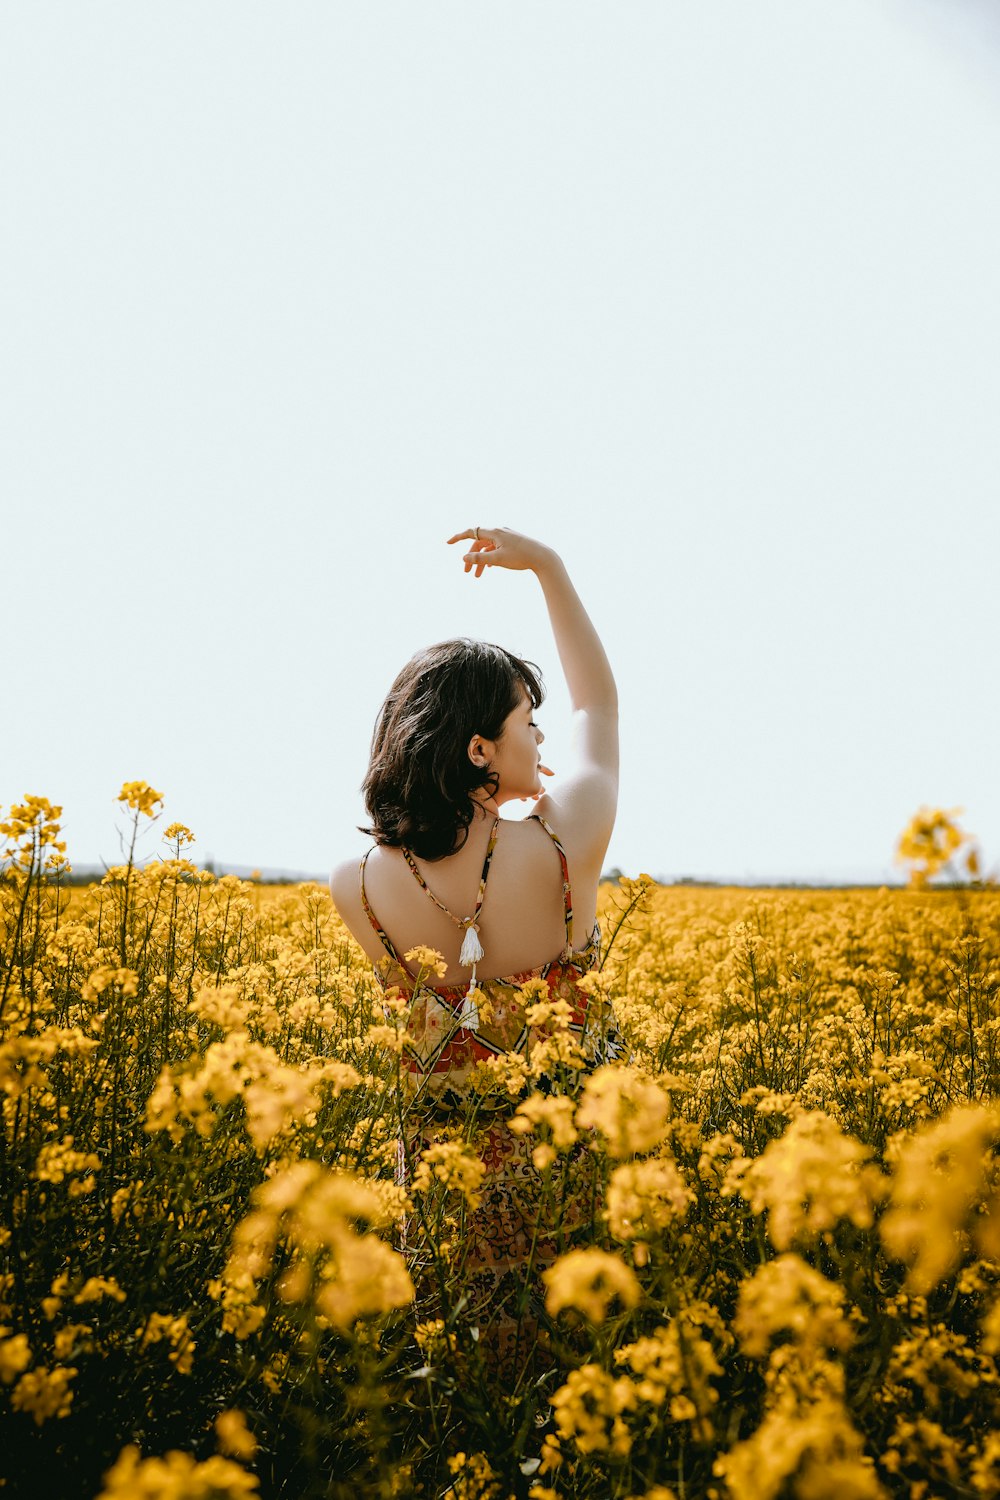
[536,728,545,744]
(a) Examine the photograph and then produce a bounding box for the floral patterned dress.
[359,815,621,1377]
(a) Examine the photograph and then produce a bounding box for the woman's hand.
[447,527,555,579]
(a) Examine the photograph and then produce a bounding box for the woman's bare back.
[331,811,598,985]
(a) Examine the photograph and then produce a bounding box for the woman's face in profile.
[486,689,545,804]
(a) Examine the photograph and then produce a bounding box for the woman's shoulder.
[525,780,615,881]
[329,852,371,929]
[330,849,402,967]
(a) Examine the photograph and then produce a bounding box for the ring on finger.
[474,527,480,540]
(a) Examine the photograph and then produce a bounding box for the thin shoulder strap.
[400,818,501,930]
[359,849,410,971]
[531,814,574,951]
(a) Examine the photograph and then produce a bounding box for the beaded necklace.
[400,817,500,1027]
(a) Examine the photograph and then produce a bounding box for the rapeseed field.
[1,786,998,1499]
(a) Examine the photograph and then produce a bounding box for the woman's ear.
[467,734,490,769]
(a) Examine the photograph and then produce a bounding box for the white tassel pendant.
[459,920,485,970]
[457,990,480,1033]
[457,921,485,1032]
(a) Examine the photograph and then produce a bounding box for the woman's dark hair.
[360,638,544,861]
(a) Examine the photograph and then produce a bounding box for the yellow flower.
[982,1298,1000,1355]
[73,1277,126,1306]
[543,1248,641,1324]
[162,822,196,846]
[605,1155,693,1241]
[314,1234,415,1332]
[215,1409,258,1461]
[550,1364,637,1456]
[207,1273,266,1341]
[576,1065,671,1158]
[971,1431,1000,1496]
[469,1050,530,1098]
[117,781,164,817]
[538,1434,562,1474]
[614,1318,722,1422]
[11,1364,77,1425]
[510,1093,579,1158]
[525,995,576,1031]
[365,1023,411,1055]
[81,966,139,1003]
[34,1136,102,1187]
[411,1141,485,1210]
[733,1254,855,1361]
[0,1333,31,1384]
[739,1110,886,1250]
[187,984,250,1031]
[53,1323,90,1361]
[414,1319,456,1362]
[96,1444,259,1499]
[136,1313,195,1375]
[220,1164,413,1335]
[0,795,66,869]
[894,805,970,888]
[445,1452,506,1499]
[880,1101,1000,1293]
[713,1392,887,1500]
[403,945,448,979]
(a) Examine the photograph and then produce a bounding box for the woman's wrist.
[531,544,563,580]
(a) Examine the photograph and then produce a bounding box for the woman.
[329,526,619,1378]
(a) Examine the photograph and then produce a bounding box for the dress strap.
[400,818,500,931]
[530,814,575,951]
[358,849,410,972]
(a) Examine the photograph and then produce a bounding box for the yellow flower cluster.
[543,1248,641,1324]
[445,1451,509,1500]
[509,1093,579,1171]
[713,1390,887,1500]
[145,1032,362,1152]
[605,1155,692,1241]
[895,804,980,888]
[4,787,1000,1497]
[737,1108,886,1249]
[576,1064,672,1158]
[34,1135,102,1195]
[550,1363,637,1456]
[609,1319,723,1450]
[215,1160,413,1334]
[9,1362,78,1425]
[97,1444,258,1500]
[879,1101,1000,1292]
[733,1253,856,1361]
[0,1331,31,1384]
[136,1312,195,1375]
[0,794,68,872]
[214,1409,257,1461]
[116,781,164,817]
[411,1139,486,1210]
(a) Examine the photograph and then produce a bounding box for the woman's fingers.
[447,528,499,545]
[462,544,500,578]
[447,529,508,577]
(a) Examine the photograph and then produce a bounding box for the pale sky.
[3,1,998,884]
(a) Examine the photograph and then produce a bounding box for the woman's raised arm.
[447,528,618,871]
